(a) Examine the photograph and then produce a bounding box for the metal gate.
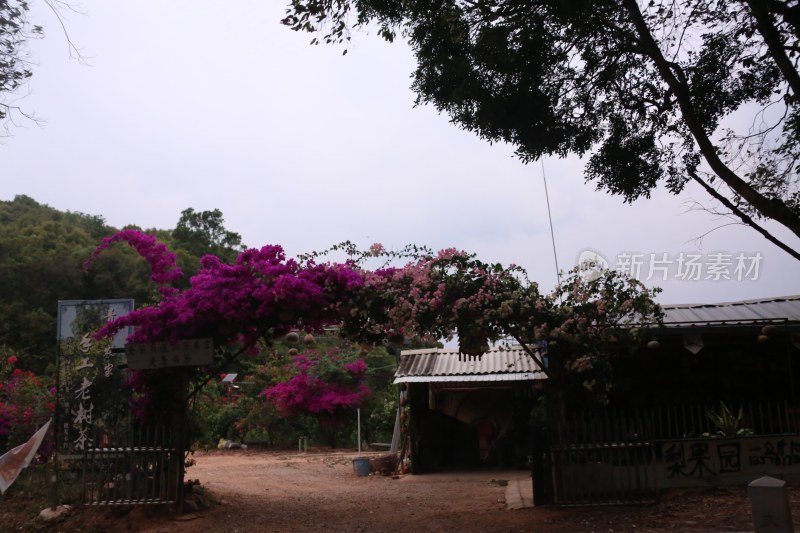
[551,411,659,506]
[81,424,182,506]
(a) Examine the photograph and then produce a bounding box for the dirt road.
[39,448,800,532]
[153,449,535,533]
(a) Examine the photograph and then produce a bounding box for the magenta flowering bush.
[262,351,370,418]
[87,238,366,350]
[261,350,370,445]
[85,232,547,357]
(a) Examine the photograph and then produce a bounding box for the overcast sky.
[3,0,799,306]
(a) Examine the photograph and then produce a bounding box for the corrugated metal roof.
[394,346,544,384]
[394,297,800,383]
[398,373,538,383]
[662,295,800,327]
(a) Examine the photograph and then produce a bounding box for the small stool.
[298,436,308,453]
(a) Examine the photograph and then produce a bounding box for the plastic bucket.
[352,457,371,477]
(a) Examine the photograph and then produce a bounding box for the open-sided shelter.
[394,346,545,473]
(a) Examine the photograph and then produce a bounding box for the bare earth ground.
[4,448,800,532]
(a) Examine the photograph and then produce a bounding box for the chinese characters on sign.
[125,338,214,370]
[660,438,800,485]
[56,299,134,455]
[72,335,95,451]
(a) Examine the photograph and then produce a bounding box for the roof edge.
[661,295,800,310]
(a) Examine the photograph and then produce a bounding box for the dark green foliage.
[586,118,663,200]
[359,347,398,443]
[172,208,245,265]
[0,196,145,373]
[0,0,40,126]
[0,196,244,374]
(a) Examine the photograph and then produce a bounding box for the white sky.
[3,0,799,305]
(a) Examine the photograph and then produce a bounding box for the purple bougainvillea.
[87,237,366,349]
[261,351,370,427]
[84,229,183,296]
[86,230,663,408]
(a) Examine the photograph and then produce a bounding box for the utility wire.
[541,158,561,286]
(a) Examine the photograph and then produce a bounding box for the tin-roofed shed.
[394,346,544,473]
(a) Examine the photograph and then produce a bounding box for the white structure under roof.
[661,295,800,327]
[393,346,545,384]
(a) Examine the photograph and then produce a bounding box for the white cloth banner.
[0,418,52,494]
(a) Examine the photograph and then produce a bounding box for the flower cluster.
[368,243,385,257]
[0,354,55,458]
[84,229,183,296]
[87,231,549,358]
[338,249,544,356]
[90,239,366,350]
[261,350,370,422]
[537,266,664,405]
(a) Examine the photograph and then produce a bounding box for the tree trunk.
[745,0,800,98]
[622,0,800,244]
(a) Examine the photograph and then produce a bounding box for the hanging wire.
[541,158,561,287]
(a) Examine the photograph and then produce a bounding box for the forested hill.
[0,195,243,374]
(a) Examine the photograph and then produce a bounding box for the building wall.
[554,434,800,502]
[656,435,800,488]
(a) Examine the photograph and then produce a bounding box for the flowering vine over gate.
[80,230,664,506]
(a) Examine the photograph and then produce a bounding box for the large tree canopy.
[172,208,245,264]
[283,0,800,257]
